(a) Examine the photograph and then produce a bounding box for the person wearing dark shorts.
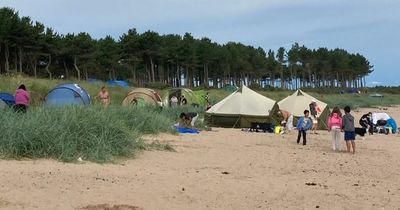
[342,106,356,154]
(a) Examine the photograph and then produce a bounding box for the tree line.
[0,7,373,89]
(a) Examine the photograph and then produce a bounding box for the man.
[359,112,373,135]
[277,109,294,132]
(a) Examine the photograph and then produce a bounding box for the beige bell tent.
[122,88,162,107]
[206,85,279,128]
[278,89,329,129]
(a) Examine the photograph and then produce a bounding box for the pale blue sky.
[1,0,399,86]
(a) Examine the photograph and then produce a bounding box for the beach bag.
[274,126,283,134]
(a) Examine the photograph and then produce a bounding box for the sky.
[1,0,399,86]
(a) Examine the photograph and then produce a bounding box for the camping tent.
[372,112,397,133]
[107,80,129,88]
[0,92,15,107]
[87,78,103,85]
[44,83,91,106]
[205,85,279,128]
[122,88,162,107]
[278,89,329,129]
[164,88,206,107]
[223,84,239,92]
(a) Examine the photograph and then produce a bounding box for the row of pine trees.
[0,7,373,89]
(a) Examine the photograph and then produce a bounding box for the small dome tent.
[0,92,15,107]
[44,83,91,106]
[278,89,329,129]
[122,88,162,107]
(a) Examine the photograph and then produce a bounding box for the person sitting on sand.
[179,112,198,128]
[296,110,313,145]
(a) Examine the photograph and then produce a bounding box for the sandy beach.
[1,107,400,210]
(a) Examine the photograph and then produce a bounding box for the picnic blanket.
[175,126,200,134]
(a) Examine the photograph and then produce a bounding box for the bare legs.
[345,141,356,154]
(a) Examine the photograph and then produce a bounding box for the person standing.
[97,86,110,107]
[309,99,321,133]
[328,107,343,151]
[170,95,178,107]
[296,110,313,145]
[14,84,30,113]
[342,106,356,154]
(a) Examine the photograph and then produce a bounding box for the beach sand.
[1,107,400,210]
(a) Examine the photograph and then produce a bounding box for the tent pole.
[232,116,241,128]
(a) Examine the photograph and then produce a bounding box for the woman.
[97,86,110,107]
[309,99,321,133]
[14,84,30,113]
[328,107,343,151]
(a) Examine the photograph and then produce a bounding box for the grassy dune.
[0,105,204,162]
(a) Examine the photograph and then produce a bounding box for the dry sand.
[1,107,400,210]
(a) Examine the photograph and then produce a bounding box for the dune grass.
[0,105,205,163]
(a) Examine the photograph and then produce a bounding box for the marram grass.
[0,105,202,163]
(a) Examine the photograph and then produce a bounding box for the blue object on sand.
[386,118,398,134]
[175,126,200,134]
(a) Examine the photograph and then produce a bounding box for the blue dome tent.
[0,92,15,107]
[44,83,91,106]
[107,80,129,88]
[87,78,103,85]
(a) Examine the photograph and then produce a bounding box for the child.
[296,110,313,145]
[328,107,342,151]
[14,84,30,113]
[342,106,356,154]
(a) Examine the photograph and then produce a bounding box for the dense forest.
[0,7,373,89]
